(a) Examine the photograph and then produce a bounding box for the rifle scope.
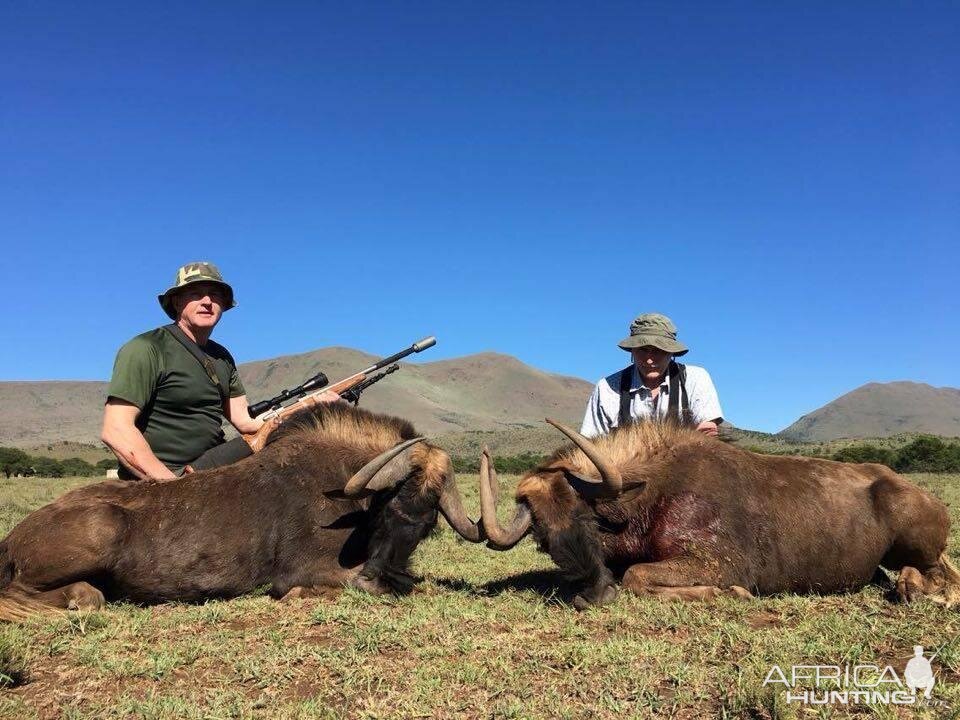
[247,370,329,418]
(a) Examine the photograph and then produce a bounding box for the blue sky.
[2,2,957,433]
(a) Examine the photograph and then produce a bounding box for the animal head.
[477,419,695,549]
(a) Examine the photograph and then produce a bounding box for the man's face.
[631,345,672,386]
[173,282,225,330]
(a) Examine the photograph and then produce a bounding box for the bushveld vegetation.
[2,472,960,719]
[0,447,116,478]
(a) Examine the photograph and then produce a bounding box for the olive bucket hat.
[158,262,236,320]
[617,312,688,356]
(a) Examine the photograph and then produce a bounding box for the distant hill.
[0,382,110,448]
[779,382,960,442]
[3,358,958,453]
[0,348,593,447]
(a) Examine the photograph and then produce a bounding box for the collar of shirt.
[625,365,670,397]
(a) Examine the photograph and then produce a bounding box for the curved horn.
[479,447,531,550]
[437,456,485,543]
[544,418,623,496]
[343,437,425,496]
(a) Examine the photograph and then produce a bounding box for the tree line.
[3,435,958,480]
[0,447,118,478]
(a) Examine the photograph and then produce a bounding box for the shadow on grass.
[434,570,579,606]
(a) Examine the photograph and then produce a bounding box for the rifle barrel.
[365,336,437,373]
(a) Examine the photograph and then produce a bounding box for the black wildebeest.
[478,419,959,609]
[0,403,483,620]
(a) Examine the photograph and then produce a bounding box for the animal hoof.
[280,587,307,603]
[896,567,924,604]
[572,583,617,611]
[351,574,392,596]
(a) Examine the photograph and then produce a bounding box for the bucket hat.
[617,313,688,356]
[158,262,236,320]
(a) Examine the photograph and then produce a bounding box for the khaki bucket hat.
[158,262,236,320]
[617,313,688,356]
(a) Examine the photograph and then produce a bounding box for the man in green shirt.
[101,262,265,480]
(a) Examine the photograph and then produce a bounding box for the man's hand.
[696,420,719,437]
[318,390,340,404]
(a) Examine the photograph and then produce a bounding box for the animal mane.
[268,402,418,453]
[549,421,708,478]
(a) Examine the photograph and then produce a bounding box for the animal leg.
[279,585,343,603]
[30,581,106,611]
[622,559,752,602]
[4,503,126,592]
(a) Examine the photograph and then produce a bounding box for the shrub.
[832,445,897,468]
[0,447,31,478]
[31,457,64,478]
[60,457,98,477]
[895,436,960,473]
[452,452,546,474]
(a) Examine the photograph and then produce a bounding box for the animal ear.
[562,470,644,501]
[562,470,610,500]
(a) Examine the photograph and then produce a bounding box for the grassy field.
[2,474,960,719]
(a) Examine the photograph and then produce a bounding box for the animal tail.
[0,542,64,622]
[928,552,960,608]
[0,591,59,623]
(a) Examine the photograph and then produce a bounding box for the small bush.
[895,435,960,473]
[832,444,897,468]
[452,452,546,474]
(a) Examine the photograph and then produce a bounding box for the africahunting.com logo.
[763,646,938,706]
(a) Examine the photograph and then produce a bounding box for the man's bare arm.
[226,395,265,435]
[101,399,177,480]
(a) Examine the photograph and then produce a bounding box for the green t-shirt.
[107,327,246,474]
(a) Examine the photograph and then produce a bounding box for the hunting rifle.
[186,336,437,472]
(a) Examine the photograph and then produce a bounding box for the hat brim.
[158,280,236,320]
[618,334,688,356]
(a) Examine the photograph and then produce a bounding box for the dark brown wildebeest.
[0,403,483,620]
[478,419,959,609]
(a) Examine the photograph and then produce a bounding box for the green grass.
[1,474,960,718]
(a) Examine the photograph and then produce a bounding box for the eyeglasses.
[179,285,226,304]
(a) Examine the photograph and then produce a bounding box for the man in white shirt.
[581,313,723,438]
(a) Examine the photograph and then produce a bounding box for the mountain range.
[1,346,957,449]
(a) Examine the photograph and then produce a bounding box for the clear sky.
[2,2,957,433]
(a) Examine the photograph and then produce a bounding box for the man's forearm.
[102,426,176,479]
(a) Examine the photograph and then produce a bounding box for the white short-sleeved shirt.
[580,363,723,438]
